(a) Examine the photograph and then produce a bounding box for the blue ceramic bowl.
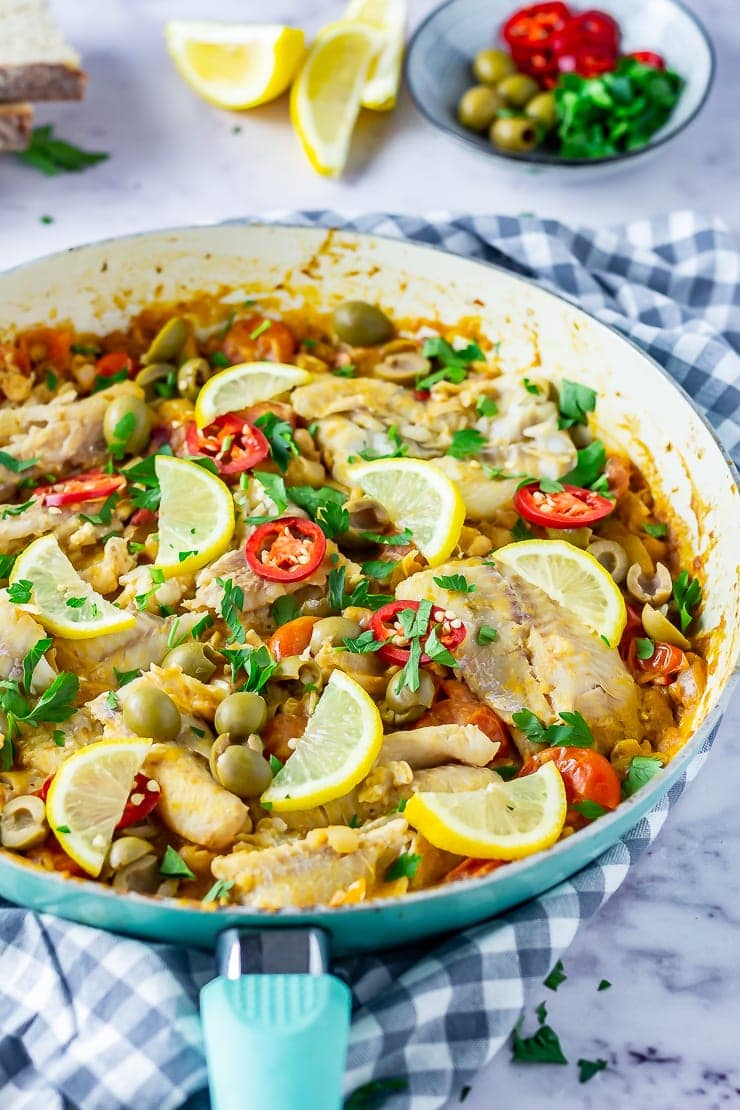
[405,0,715,175]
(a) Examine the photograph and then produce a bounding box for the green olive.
[497,73,540,108]
[457,85,504,132]
[385,669,435,714]
[122,685,181,741]
[162,642,219,682]
[213,744,273,798]
[473,47,516,86]
[525,90,556,131]
[490,116,539,153]
[112,854,160,893]
[142,317,188,366]
[373,351,430,383]
[309,616,363,654]
[214,692,267,738]
[103,394,152,456]
[177,357,211,401]
[135,361,176,400]
[332,301,394,347]
[0,794,47,850]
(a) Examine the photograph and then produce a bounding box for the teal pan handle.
[201,927,351,1110]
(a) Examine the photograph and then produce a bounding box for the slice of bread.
[0,102,33,150]
[0,0,86,102]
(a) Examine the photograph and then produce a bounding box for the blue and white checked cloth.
[1,211,738,1110]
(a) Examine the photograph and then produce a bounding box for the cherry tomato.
[268,616,319,660]
[116,772,161,828]
[370,600,467,666]
[96,351,137,379]
[19,328,72,370]
[415,680,512,757]
[222,316,296,364]
[245,517,326,582]
[130,507,158,528]
[627,50,666,69]
[629,639,687,686]
[33,470,126,508]
[513,481,614,528]
[502,2,573,51]
[520,745,620,828]
[443,858,508,883]
[185,413,270,476]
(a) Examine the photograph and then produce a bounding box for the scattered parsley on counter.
[17,125,109,175]
[543,959,567,991]
[578,1058,607,1084]
[597,979,612,992]
[511,1014,568,1065]
[344,1078,409,1109]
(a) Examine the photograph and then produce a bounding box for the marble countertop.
[1,2,738,1107]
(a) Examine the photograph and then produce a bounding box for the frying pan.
[0,224,737,1110]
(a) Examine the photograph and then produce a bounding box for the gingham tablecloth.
[1,211,738,1110]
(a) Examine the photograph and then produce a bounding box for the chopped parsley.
[217,577,246,644]
[166,618,188,651]
[222,644,277,691]
[357,425,408,461]
[360,558,399,581]
[344,630,384,654]
[511,1014,568,1065]
[251,471,288,516]
[202,878,235,904]
[91,368,128,393]
[249,319,272,341]
[191,613,214,640]
[360,527,413,546]
[477,624,498,645]
[332,364,356,378]
[45,370,58,391]
[597,979,611,991]
[21,637,52,693]
[6,579,33,604]
[578,1058,607,1084]
[543,959,567,991]
[538,477,564,494]
[572,799,609,820]
[563,439,607,490]
[672,569,701,632]
[635,637,655,660]
[558,379,597,429]
[2,554,18,582]
[210,351,231,369]
[160,845,196,880]
[447,428,487,459]
[79,490,121,527]
[70,342,102,357]
[315,499,350,539]
[522,377,541,395]
[107,411,136,460]
[16,125,108,176]
[122,444,174,512]
[433,573,475,594]
[270,595,301,627]
[113,667,140,687]
[511,517,533,542]
[65,596,86,609]
[53,729,65,747]
[476,395,498,417]
[106,690,119,710]
[643,521,668,539]
[416,336,483,390]
[621,755,662,799]
[512,708,594,748]
[0,451,39,474]
[384,852,421,882]
[253,412,298,473]
[0,661,79,769]
[493,763,520,780]
[2,499,36,519]
[269,754,284,774]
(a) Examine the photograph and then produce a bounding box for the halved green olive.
[213,744,273,798]
[162,642,220,682]
[0,794,47,850]
[214,692,267,738]
[122,685,181,742]
[473,47,516,86]
[525,90,556,131]
[108,835,154,871]
[497,73,540,108]
[135,361,176,400]
[332,301,393,347]
[142,317,188,366]
[309,616,363,654]
[103,394,152,456]
[385,669,435,715]
[457,85,504,132]
[373,350,430,383]
[112,853,160,893]
[490,116,539,153]
[177,357,211,401]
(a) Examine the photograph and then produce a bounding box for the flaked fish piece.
[15,709,102,779]
[378,723,499,769]
[116,563,195,612]
[79,537,136,596]
[0,381,142,501]
[211,816,410,909]
[145,744,249,850]
[399,559,640,756]
[0,498,127,556]
[55,610,199,697]
[0,591,56,692]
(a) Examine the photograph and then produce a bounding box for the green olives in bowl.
[472,48,515,87]
[457,85,504,132]
[490,116,539,153]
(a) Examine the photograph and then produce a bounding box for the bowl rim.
[0,217,737,924]
[404,0,717,169]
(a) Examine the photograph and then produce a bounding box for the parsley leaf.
[344,1078,409,1109]
[558,379,597,429]
[447,428,487,459]
[433,573,475,594]
[477,624,497,645]
[578,1058,607,1083]
[270,595,301,627]
[384,852,421,882]
[24,672,79,725]
[423,626,458,668]
[643,521,668,539]
[16,125,109,176]
[344,630,384,654]
[476,395,498,417]
[202,878,234,904]
[2,499,36,519]
[396,636,422,694]
[672,570,701,632]
[360,559,399,581]
[543,960,567,991]
[598,979,611,991]
[252,471,288,515]
[217,577,246,645]
[522,377,541,395]
[538,477,564,494]
[572,798,609,820]
[416,337,483,390]
[79,490,121,527]
[0,450,39,474]
[0,553,16,580]
[563,439,607,489]
[511,1015,568,1064]
[222,644,277,691]
[6,579,33,604]
[332,364,356,378]
[635,637,655,660]
[327,566,346,611]
[107,411,136,460]
[316,499,350,539]
[287,484,347,526]
[358,425,408,461]
[512,708,594,748]
[621,755,662,799]
[160,845,196,880]
[360,527,413,546]
[21,638,53,694]
[254,412,298,473]
[114,667,140,687]
[511,516,533,542]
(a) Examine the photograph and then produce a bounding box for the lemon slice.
[9,534,136,639]
[494,538,627,646]
[195,360,311,429]
[290,21,381,176]
[261,670,383,812]
[154,455,235,578]
[347,457,465,567]
[46,738,152,876]
[405,762,567,861]
[344,0,407,110]
[165,21,306,109]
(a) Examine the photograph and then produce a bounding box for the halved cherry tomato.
[520,745,620,828]
[370,600,467,666]
[116,772,161,828]
[33,470,126,508]
[513,481,614,528]
[221,316,296,364]
[185,413,270,476]
[502,3,572,50]
[443,857,508,883]
[268,616,319,660]
[96,351,137,379]
[629,639,687,686]
[245,517,326,582]
[19,328,72,370]
[130,507,158,528]
[627,50,666,69]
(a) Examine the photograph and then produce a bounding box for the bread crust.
[0,62,86,102]
[0,101,33,151]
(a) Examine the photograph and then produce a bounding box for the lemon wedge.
[494,538,627,647]
[344,0,407,109]
[347,457,465,567]
[9,534,136,639]
[194,360,311,429]
[404,761,567,861]
[290,21,381,176]
[154,455,235,578]
[261,670,383,812]
[165,20,306,109]
[46,738,152,876]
